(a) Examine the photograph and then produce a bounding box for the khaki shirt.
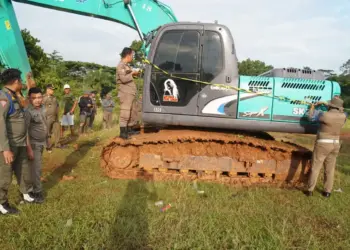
[0,88,27,151]
[43,94,59,120]
[102,99,115,112]
[25,105,48,146]
[317,109,347,140]
[116,61,136,96]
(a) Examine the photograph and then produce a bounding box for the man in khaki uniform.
[26,87,47,203]
[42,84,60,151]
[102,92,115,129]
[0,69,38,215]
[116,47,140,139]
[305,97,348,198]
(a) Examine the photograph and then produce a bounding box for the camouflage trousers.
[0,146,32,204]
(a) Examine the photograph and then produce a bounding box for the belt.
[317,139,339,143]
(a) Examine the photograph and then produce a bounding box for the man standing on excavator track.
[116,47,140,139]
[305,97,348,198]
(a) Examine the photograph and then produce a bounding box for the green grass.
[1,127,350,249]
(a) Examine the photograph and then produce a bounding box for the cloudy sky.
[13,0,350,73]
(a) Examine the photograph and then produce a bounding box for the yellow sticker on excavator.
[5,20,11,30]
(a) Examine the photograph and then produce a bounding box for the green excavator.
[1,0,341,186]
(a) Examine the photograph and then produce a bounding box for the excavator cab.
[141,22,341,134]
[142,23,239,122]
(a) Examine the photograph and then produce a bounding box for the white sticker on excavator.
[292,107,305,115]
[163,79,179,102]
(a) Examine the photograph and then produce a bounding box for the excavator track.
[100,129,312,187]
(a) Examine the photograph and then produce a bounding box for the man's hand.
[3,151,14,165]
[315,101,327,106]
[132,70,140,76]
[27,147,34,160]
[87,104,92,107]
[26,72,36,89]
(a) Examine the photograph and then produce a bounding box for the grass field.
[0,119,350,249]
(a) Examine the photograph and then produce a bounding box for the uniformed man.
[60,84,77,137]
[88,91,97,130]
[26,87,47,203]
[102,92,115,129]
[0,69,38,215]
[116,47,140,139]
[78,90,93,135]
[305,97,348,198]
[43,84,60,151]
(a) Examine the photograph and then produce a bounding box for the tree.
[238,59,273,76]
[120,40,144,67]
[341,59,350,75]
[21,29,49,81]
[303,66,312,71]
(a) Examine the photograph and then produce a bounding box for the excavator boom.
[0,0,177,83]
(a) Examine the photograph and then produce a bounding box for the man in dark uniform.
[0,69,37,215]
[305,97,348,198]
[42,84,59,151]
[78,90,93,135]
[116,47,140,139]
[88,91,97,130]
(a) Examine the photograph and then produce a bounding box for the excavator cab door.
[144,24,204,115]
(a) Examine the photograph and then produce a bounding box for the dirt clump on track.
[100,129,312,187]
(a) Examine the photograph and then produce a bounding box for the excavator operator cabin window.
[201,31,223,82]
[154,30,200,73]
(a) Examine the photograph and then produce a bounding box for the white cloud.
[12,0,350,72]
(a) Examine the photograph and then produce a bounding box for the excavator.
[0,0,342,186]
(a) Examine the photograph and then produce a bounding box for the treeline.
[1,29,349,107]
[20,29,119,99]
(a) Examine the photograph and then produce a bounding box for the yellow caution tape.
[141,57,312,106]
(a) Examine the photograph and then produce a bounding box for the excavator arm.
[0,0,177,84]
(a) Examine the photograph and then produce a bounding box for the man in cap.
[42,84,60,151]
[116,47,140,139]
[305,97,348,198]
[60,84,77,137]
[78,90,93,135]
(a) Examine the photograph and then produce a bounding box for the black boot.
[303,190,313,197]
[0,201,19,215]
[322,191,331,198]
[119,127,129,139]
[30,192,45,204]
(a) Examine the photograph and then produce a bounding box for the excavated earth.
[100,128,313,187]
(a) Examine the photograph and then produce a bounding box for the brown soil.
[61,175,76,181]
[100,129,312,186]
